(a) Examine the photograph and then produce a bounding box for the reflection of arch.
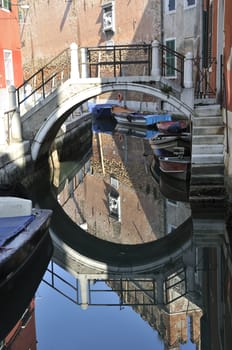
[31,81,193,161]
[37,185,192,273]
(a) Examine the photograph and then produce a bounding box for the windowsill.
[165,75,177,79]
[0,8,11,12]
[184,5,196,10]
[166,10,176,15]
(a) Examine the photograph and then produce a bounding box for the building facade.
[0,0,23,113]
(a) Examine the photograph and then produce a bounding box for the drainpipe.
[160,0,164,44]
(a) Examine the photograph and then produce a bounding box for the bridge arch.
[31,81,193,161]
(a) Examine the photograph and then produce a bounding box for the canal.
[2,114,232,349]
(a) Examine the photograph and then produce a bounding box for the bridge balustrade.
[13,41,216,118]
[15,41,189,116]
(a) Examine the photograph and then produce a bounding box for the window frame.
[3,49,14,87]
[165,38,177,78]
[0,0,11,11]
[184,0,197,10]
[102,1,115,33]
[166,0,176,14]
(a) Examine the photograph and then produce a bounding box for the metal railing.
[87,44,152,78]
[43,261,158,307]
[15,43,215,118]
[159,44,185,88]
[16,48,70,114]
[193,56,217,99]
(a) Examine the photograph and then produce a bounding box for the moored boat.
[159,155,191,180]
[156,120,189,133]
[150,134,181,150]
[115,124,158,139]
[0,196,53,340]
[90,103,114,119]
[150,157,190,202]
[112,106,172,127]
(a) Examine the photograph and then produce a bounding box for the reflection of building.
[109,276,202,350]
[1,300,37,350]
[57,130,191,244]
[61,131,165,243]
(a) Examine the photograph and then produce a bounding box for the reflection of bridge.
[36,176,225,306]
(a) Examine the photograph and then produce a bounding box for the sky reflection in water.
[34,117,197,350]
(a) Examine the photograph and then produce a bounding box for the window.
[0,0,11,10]
[166,0,175,12]
[165,39,176,77]
[110,176,118,189]
[102,1,115,32]
[184,0,196,8]
[108,189,121,221]
[3,50,14,86]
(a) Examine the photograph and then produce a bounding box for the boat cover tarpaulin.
[143,114,172,125]
[0,215,34,247]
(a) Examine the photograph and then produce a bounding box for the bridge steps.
[192,134,224,144]
[193,221,224,246]
[190,104,225,208]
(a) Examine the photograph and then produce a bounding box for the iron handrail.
[16,47,70,112]
[15,43,195,116]
[159,43,185,87]
[193,56,217,99]
[87,44,152,78]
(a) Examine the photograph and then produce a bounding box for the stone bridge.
[0,42,227,311]
[21,76,193,161]
[1,41,225,207]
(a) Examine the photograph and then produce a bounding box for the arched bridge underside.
[30,79,193,161]
[36,183,193,275]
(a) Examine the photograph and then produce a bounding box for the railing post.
[78,275,89,310]
[151,40,161,81]
[8,85,17,110]
[184,52,193,88]
[8,85,22,142]
[80,47,88,78]
[156,275,164,305]
[70,42,80,81]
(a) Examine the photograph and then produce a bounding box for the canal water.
[2,115,232,349]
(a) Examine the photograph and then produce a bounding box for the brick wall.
[20,0,161,77]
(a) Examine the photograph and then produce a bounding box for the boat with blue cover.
[89,103,114,119]
[112,106,172,126]
[0,196,53,340]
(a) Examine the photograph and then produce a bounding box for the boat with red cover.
[156,120,189,133]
